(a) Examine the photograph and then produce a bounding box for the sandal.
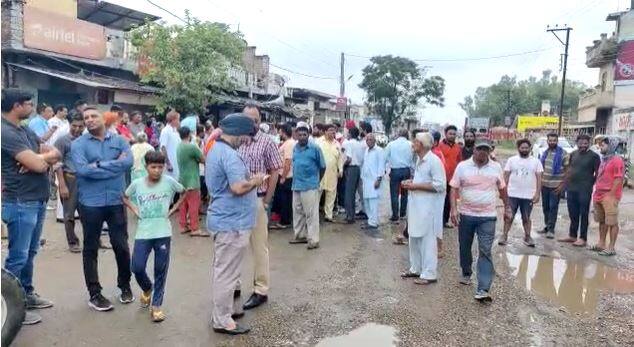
[414,278,438,285]
[588,245,605,252]
[150,307,166,322]
[557,237,576,243]
[180,228,191,234]
[189,230,210,237]
[572,240,586,247]
[598,250,617,257]
[400,271,420,278]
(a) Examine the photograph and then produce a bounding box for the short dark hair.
[130,110,143,118]
[36,103,50,114]
[360,122,373,134]
[144,150,166,165]
[516,138,531,148]
[54,104,67,114]
[1,89,33,112]
[71,114,85,123]
[325,124,336,131]
[81,105,99,116]
[296,126,309,134]
[601,137,610,145]
[444,125,457,133]
[178,126,191,139]
[196,124,205,137]
[110,105,123,112]
[464,129,476,137]
[74,99,87,108]
[279,123,292,137]
[576,134,591,142]
[411,128,424,138]
[349,127,360,139]
[547,132,558,139]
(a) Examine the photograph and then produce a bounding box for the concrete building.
[285,87,343,125]
[578,4,634,147]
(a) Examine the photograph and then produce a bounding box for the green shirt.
[125,176,184,239]
[177,142,204,189]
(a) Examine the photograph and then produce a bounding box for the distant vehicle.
[531,137,575,158]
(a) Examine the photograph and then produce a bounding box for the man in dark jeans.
[342,127,366,223]
[2,89,61,325]
[558,134,600,247]
[539,133,568,239]
[385,129,413,221]
[71,106,134,312]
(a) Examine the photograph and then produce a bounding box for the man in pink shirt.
[591,137,624,256]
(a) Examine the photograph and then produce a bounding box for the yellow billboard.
[517,115,559,132]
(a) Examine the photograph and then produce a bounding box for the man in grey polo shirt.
[206,113,266,335]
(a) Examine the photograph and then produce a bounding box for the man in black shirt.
[1,89,61,325]
[558,134,601,247]
[461,130,476,161]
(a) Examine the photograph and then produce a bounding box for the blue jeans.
[389,168,411,219]
[2,200,47,294]
[131,237,171,306]
[541,187,561,233]
[567,189,592,241]
[458,214,496,292]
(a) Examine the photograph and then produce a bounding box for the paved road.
[5,183,634,346]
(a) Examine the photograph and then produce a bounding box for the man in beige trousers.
[238,104,282,310]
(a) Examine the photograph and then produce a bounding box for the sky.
[113,0,629,126]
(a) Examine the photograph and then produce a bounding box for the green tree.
[460,70,588,126]
[130,13,245,113]
[359,55,445,135]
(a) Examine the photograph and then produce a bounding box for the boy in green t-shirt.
[123,150,185,322]
[176,127,207,236]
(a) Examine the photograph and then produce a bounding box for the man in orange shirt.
[438,125,461,228]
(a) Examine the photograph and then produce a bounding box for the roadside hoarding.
[467,117,489,130]
[336,97,347,112]
[23,6,107,60]
[516,115,559,132]
[615,40,634,85]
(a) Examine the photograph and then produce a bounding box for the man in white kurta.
[401,132,446,284]
[361,133,385,229]
[160,110,182,181]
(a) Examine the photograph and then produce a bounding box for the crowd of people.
[1,88,626,335]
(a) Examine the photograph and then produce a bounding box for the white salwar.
[361,146,386,227]
[407,151,446,280]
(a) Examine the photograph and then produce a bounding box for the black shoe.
[289,238,308,244]
[88,293,113,312]
[231,312,245,319]
[119,288,135,304]
[234,290,241,299]
[213,324,250,335]
[39,239,46,246]
[355,212,368,220]
[345,219,355,224]
[56,218,64,224]
[389,216,399,222]
[243,293,268,310]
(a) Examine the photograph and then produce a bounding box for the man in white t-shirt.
[499,139,543,247]
[159,110,182,180]
[47,105,70,146]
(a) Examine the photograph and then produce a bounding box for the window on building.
[97,89,109,104]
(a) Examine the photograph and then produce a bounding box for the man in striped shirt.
[539,133,569,239]
[450,140,510,302]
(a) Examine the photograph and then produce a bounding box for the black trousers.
[389,168,411,219]
[79,204,131,297]
[273,177,293,225]
[567,189,592,241]
[344,166,361,221]
[444,184,451,225]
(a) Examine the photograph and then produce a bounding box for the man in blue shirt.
[290,126,326,249]
[71,106,134,312]
[28,103,56,142]
[206,113,265,335]
[385,129,413,221]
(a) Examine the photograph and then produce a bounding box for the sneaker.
[89,293,113,311]
[22,311,42,325]
[523,236,536,247]
[26,293,54,309]
[119,288,135,304]
[459,276,472,285]
[69,244,82,253]
[545,232,555,239]
[140,290,152,308]
[474,290,492,302]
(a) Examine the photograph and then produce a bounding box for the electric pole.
[547,25,572,136]
[340,52,345,97]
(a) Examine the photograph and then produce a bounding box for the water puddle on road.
[505,253,634,314]
[316,323,398,347]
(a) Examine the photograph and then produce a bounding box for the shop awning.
[8,63,160,94]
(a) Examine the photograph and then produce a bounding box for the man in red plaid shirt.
[238,104,283,311]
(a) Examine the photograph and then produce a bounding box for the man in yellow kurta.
[317,124,344,222]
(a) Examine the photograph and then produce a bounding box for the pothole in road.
[316,323,399,347]
[505,253,634,314]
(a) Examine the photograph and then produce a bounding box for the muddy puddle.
[504,253,634,314]
[316,323,398,346]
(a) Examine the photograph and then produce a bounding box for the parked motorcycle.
[2,268,25,345]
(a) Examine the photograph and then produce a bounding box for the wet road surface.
[4,184,634,346]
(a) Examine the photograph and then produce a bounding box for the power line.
[146,0,187,24]
[269,63,337,80]
[345,47,556,62]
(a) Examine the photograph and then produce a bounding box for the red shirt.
[116,123,133,142]
[431,147,446,167]
[593,157,624,202]
[438,139,461,180]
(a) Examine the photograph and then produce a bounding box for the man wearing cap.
[238,105,283,310]
[450,140,510,302]
[206,113,266,335]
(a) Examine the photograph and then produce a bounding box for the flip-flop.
[400,271,420,278]
[598,250,617,256]
[572,241,586,247]
[557,238,577,243]
[190,231,210,237]
[588,245,604,252]
[414,278,438,285]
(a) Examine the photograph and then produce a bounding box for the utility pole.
[547,25,572,136]
[340,52,345,97]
